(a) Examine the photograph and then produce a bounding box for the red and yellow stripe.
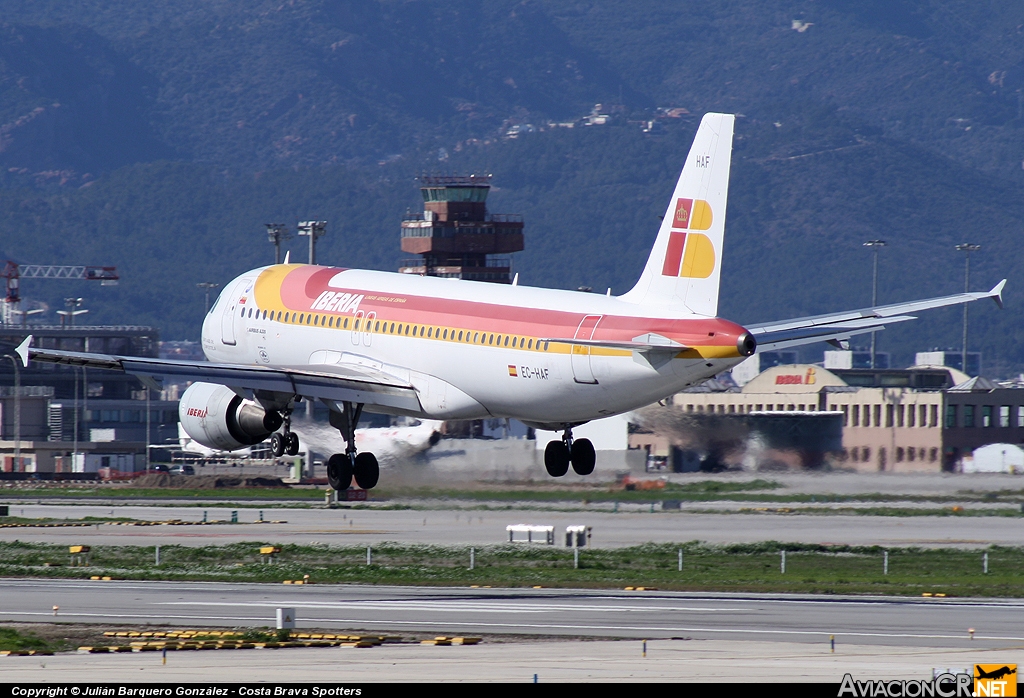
[251,265,746,359]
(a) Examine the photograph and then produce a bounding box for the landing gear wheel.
[353,452,379,490]
[286,431,300,456]
[327,454,353,491]
[544,440,571,477]
[570,438,596,475]
[270,433,285,458]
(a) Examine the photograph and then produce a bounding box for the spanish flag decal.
[508,365,518,377]
[672,198,712,231]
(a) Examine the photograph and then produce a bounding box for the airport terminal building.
[631,363,1024,473]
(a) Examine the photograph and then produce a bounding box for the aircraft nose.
[736,331,756,357]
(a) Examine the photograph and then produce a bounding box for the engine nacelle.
[178,382,283,451]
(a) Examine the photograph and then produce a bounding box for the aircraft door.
[350,310,364,345]
[363,311,376,347]
[220,279,241,346]
[571,315,602,384]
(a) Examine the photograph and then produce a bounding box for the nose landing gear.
[544,426,596,477]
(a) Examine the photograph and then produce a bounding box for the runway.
[3,503,1024,548]
[2,638,1020,682]
[1,578,1020,649]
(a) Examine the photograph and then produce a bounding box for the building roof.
[741,364,846,394]
[949,375,998,392]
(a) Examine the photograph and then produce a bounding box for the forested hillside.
[0,1,1022,373]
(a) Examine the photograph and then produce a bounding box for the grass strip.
[1,540,1021,597]
[4,478,1024,506]
[0,626,56,652]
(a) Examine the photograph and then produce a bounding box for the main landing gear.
[270,410,300,458]
[544,426,596,478]
[327,402,379,491]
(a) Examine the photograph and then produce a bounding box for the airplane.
[174,422,255,460]
[288,416,442,464]
[14,113,1006,492]
[171,416,439,463]
[975,666,1016,681]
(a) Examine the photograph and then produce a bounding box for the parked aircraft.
[16,113,1005,491]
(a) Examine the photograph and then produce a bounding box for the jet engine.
[178,382,283,451]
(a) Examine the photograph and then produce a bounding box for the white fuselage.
[200,265,749,427]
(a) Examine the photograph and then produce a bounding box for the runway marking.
[3,609,1024,643]
[156,600,745,614]
[9,580,1024,612]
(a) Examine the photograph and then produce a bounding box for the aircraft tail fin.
[620,113,735,316]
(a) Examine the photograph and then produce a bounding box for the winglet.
[989,279,1006,309]
[283,251,291,265]
[15,335,31,367]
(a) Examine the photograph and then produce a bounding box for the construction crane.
[1,261,119,325]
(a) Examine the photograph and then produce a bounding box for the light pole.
[863,240,887,369]
[297,221,326,265]
[956,243,981,375]
[144,379,151,472]
[197,282,219,314]
[266,224,291,265]
[57,297,87,326]
[3,354,20,472]
[73,366,80,469]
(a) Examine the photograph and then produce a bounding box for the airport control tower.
[399,175,524,283]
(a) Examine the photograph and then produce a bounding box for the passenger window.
[343,318,349,329]
[390,323,395,333]
[474,333,479,343]
[528,339,533,349]
[299,314,304,323]
[443,329,448,339]
[374,321,380,332]
[458,331,464,341]
[504,336,509,347]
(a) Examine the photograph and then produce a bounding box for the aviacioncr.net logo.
[839,672,973,698]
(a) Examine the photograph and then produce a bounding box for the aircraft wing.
[746,280,1006,352]
[14,337,422,412]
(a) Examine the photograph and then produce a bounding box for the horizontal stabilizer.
[747,280,1006,353]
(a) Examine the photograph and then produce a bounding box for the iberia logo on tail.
[662,198,716,278]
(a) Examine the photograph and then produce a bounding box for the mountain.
[0,1,1021,373]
